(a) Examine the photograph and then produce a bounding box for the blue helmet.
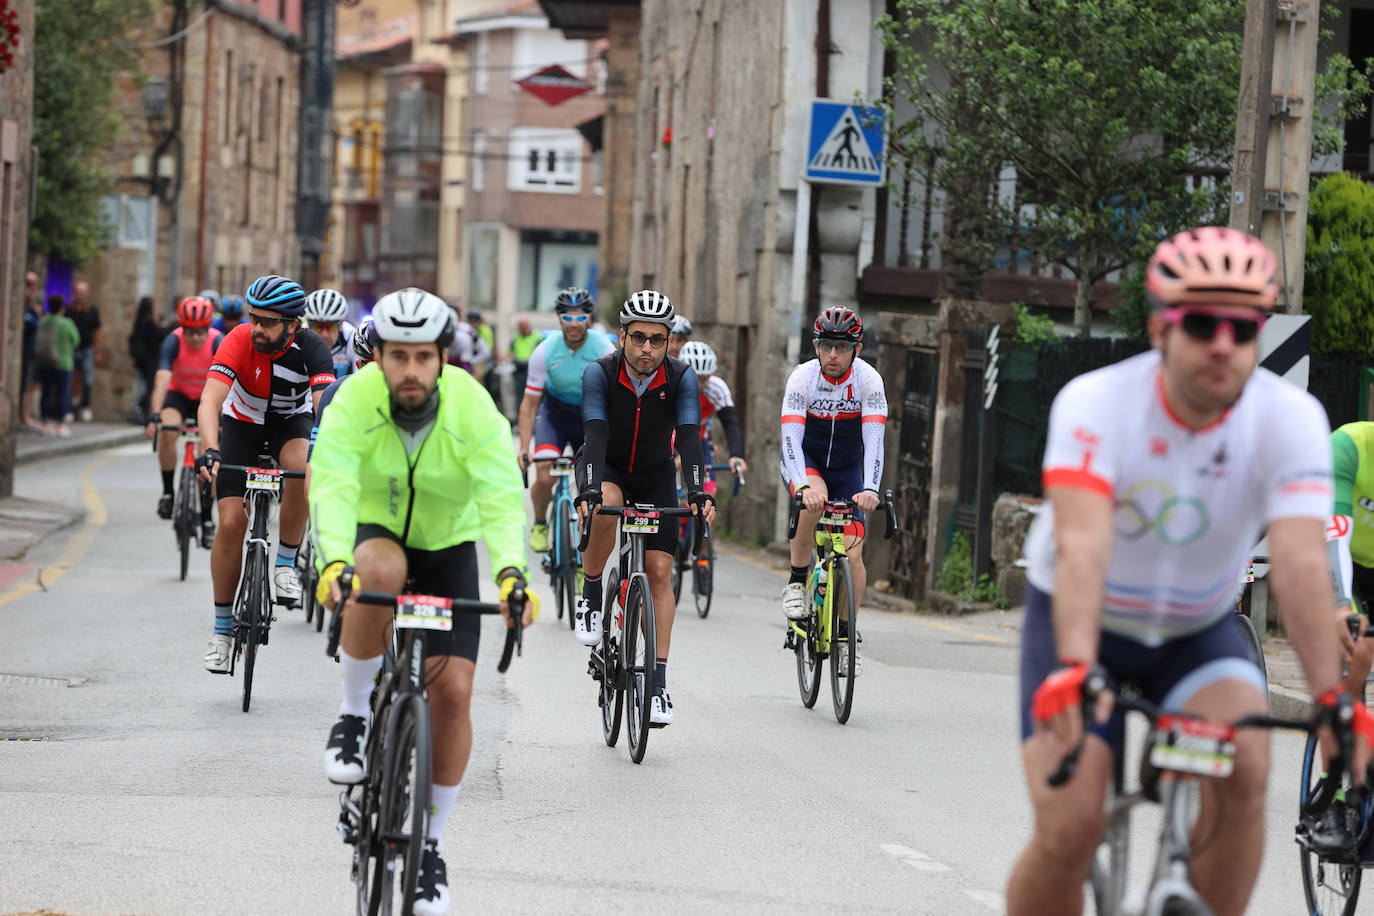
[555,287,594,314]
[220,295,244,318]
[245,275,306,318]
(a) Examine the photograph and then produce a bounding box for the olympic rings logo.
[1115,478,1210,546]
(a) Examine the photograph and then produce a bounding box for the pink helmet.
[1145,227,1279,311]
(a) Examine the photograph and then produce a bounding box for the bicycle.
[529,456,580,630]
[218,461,306,713]
[1050,672,1342,916]
[166,421,209,581]
[1234,555,1268,690]
[783,491,896,724]
[300,523,324,633]
[326,577,525,916]
[580,502,700,764]
[670,463,744,619]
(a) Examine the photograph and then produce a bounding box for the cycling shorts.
[576,451,679,556]
[353,525,481,663]
[533,396,584,459]
[216,414,312,500]
[162,390,199,422]
[1355,563,1374,614]
[779,456,867,537]
[1018,584,1265,746]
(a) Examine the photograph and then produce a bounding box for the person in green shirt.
[509,316,542,402]
[311,286,538,916]
[34,295,81,437]
[1328,421,1374,695]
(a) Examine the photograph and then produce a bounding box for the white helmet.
[304,288,349,323]
[679,340,717,376]
[620,289,675,329]
[197,288,221,309]
[670,315,693,337]
[372,287,456,347]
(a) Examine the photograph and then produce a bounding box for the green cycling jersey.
[309,362,526,580]
[1333,421,1374,568]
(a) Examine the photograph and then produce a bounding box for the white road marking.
[963,888,1005,913]
[880,842,952,872]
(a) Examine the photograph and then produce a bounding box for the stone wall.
[0,0,35,497]
[990,492,1041,607]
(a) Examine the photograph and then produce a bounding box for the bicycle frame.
[549,462,576,570]
[789,517,849,655]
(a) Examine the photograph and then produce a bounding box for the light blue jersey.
[523,330,614,407]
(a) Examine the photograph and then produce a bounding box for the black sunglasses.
[626,331,668,349]
[1167,309,1265,344]
[249,313,290,328]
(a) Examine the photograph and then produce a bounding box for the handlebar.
[217,464,307,479]
[521,455,575,489]
[576,503,698,553]
[706,463,746,496]
[787,489,898,541]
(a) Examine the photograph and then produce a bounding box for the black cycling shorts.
[355,524,481,663]
[162,390,199,423]
[577,453,679,556]
[216,414,312,499]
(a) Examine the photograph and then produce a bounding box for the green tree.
[1304,172,1374,357]
[31,0,155,264]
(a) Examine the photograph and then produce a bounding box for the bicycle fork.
[1144,778,1210,916]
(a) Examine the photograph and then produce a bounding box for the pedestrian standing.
[509,317,542,410]
[68,279,103,422]
[20,271,42,430]
[128,296,166,422]
[34,294,80,438]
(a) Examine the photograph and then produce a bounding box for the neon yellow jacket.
[309,363,526,580]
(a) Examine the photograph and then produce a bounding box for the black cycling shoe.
[200,521,216,550]
[157,493,174,520]
[1305,800,1358,860]
[414,841,450,915]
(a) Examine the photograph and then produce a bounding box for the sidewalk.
[0,495,84,578]
[14,420,146,466]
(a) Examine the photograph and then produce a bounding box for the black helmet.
[555,287,595,314]
[813,306,862,342]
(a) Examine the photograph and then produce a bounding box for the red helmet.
[1145,227,1279,311]
[177,296,214,329]
[813,306,863,342]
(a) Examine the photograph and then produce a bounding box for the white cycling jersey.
[1023,350,1332,645]
[780,357,887,491]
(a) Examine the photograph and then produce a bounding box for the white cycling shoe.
[324,714,369,785]
[651,689,674,726]
[781,582,809,620]
[203,634,232,673]
[574,597,602,647]
[837,650,863,678]
[273,565,302,608]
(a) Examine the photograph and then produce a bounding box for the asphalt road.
[0,444,1337,914]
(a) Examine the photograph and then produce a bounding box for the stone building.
[0,0,36,497]
[84,0,303,421]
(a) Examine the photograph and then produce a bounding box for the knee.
[1034,800,1104,867]
[428,672,473,719]
[355,553,406,591]
[1218,734,1269,806]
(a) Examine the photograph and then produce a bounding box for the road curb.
[1269,683,1312,720]
[15,428,145,465]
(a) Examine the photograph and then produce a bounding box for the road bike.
[327,578,524,915]
[300,522,324,633]
[1234,556,1268,690]
[1050,672,1342,916]
[530,456,580,630]
[167,421,211,580]
[783,491,896,724]
[670,463,744,619]
[581,503,699,764]
[219,461,305,713]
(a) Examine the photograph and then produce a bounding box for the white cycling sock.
[338,651,384,718]
[427,782,461,848]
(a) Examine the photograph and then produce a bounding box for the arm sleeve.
[208,327,243,386]
[1327,515,1356,609]
[780,366,810,487]
[1332,429,1359,517]
[675,368,706,496]
[464,387,529,580]
[157,333,180,372]
[1263,392,1333,523]
[576,362,610,493]
[302,333,337,390]
[1040,376,1116,498]
[860,371,888,492]
[307,384,366,566]
[717,405,743,459]
[523,340,549,396]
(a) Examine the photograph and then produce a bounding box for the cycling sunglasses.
[815,339,857,354]
[248,312,291,328]
[1161,306,1267,344]
[559,313,590,324]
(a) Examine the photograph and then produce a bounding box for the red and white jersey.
[1023,350,1332,645]
[207,324,335,425]
[699,375,733,423]
[780,358,888,489]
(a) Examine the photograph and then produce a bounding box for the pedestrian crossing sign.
[805,101,886,186]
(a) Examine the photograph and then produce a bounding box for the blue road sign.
[805,101,886,186]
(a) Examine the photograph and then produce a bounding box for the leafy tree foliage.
[1305,172,1374,357]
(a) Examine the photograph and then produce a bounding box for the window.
[474,33,489,95]
[101,194,155,249]
[471,130,485,191]
[511,29,587,82]
[507,128,582,193]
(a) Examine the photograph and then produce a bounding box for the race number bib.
[245,469,283,492]
[622,509,661,535]
[1149,715,1236,778]
[395,594,454,632]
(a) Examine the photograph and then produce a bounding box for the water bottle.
[814,566,828,611]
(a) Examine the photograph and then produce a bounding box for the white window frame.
[507,127,582,194]
[471,130,486,191]
[474,32,490,95]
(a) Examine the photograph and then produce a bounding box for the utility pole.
[1228,0,1321,315]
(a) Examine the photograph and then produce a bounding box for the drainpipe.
[195,6,214,292]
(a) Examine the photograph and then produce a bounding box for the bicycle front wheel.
[1300,730,1362,916]
[624,576,655,764]
[239,549,263,713]
[694,530,713,618]
[176,467,196,580]
[1234,612,1267,694]
[600,567,623,747]
[794,585,823,709]
[558,503,578,630]
[373,695,432,916]
[829,557,857,724]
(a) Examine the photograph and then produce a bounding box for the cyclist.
[678,340,747,486]
[304,287,356,379]
[445,305,491,373]
[197,289,221,315]
[1327,421,1374,695]
[778,306,887,677]
[212,295,246,333]
[667,314,692,358]
[196,275,335,673]
[574,290,715,727]
[308,317,378,461]
[1009,227,1372,916]
[312,287,534,916]
[516,287,614,552]
[146,295,223,546]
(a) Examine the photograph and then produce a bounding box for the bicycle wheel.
[373,695,432,916]
[558,503,578,631]
[795,567,823,708]
[1234,612,1268,693]
[829,557,858,724]
[694,531,713,619]
[624,576,655,764]
[600,567,624,747]
[1300,730,1362,916]
[240,548,263,713]
[177,467,196,580]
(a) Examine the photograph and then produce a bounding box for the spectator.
[510,317,541,405]
[20,271,41,430]
[34,294,80,438]
[68,280,103,422]
[128,296,167,423]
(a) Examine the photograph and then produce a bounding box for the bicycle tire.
[600,568,624,747]
[624,575,655,764]
[1234,612,1268,694]
[559,501,578,631]
[795,566,823,708]
[374,695,431,916]
[240,548,262,713]
[829,557,857,724]
[1299,730,1362,916]
[177,467,196,581]
[694,532,713,619]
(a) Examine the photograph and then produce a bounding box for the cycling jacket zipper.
[378,407,432,543]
